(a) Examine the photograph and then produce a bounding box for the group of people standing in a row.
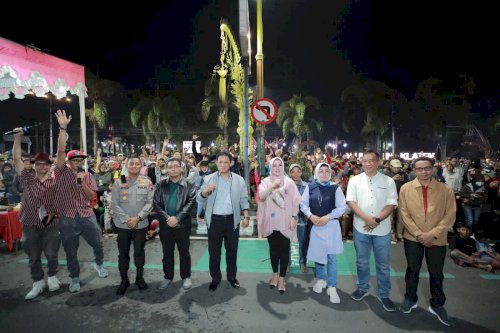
[258,151,456,327]
[13,110,108,300]
[14,111,250,298]
[14,111,456,327]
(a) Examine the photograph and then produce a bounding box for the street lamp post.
[255,0,266,177]
[239,0,251,192]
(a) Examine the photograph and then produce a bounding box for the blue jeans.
[463,205,481,231]
[289,222,307,266]
[59,214,104,278]
[353,228,391,298]
[315,254,337,287]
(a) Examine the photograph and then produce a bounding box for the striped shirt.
[54,164,98,218]
[19,169,57,228]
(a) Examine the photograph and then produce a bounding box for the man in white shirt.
[346,150,398,312]
[442,163,462,193]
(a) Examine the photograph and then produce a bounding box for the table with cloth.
[0,210,22,252]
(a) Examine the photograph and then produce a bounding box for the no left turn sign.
[251,98,278,125]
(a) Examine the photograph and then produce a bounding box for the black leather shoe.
[135,277,148,290]
[209,280,220,291]
[228,278,240,289]
[116,279,130,295]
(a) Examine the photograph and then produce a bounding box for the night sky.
[1,0,498,150]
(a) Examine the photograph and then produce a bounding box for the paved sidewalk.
[0,237,498,333]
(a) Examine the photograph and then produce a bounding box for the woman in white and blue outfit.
[300,162,347,303]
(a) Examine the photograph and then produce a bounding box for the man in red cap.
[12,125,59,300]
[53,110,108,293]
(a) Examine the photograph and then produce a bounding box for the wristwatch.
[374,217,381,224]
[137,215,144,221]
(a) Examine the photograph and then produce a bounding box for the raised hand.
[55,109,72,128]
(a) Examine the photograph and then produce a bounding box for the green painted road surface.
[19,239,472,279]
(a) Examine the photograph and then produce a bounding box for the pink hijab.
[257,157,301,241]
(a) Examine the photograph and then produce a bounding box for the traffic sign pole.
[251,98,278,177]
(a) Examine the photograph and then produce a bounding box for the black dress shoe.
[116,279,130,295]
[228,278,240,289]
[135,277,148,290]
[209,280,220,291]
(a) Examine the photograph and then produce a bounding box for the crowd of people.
[3,112,500,328]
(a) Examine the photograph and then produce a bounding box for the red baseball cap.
[66,150,87,160]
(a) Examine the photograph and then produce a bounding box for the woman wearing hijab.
[258,157,302,294]
[300,162,347,303]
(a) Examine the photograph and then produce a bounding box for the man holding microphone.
[12,123,59,300]
[54,110,108,293]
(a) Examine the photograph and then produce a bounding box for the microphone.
[4,126,31,136]
[121,175,127,184]
[77,166,84,184]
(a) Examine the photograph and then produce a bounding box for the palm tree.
[201,77,238,148]
[412,76,474,139]
[341,80,405,150]
[85,69,119,154]
[276,94,323,144]
[130,93,182,144]
[85,101,107,155]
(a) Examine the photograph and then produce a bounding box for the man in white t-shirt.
[346,150,398,312]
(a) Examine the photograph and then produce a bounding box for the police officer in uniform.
[111,156,154,295]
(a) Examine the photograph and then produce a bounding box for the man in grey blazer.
[199,152,250,291]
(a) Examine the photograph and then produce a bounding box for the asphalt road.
[0,234,499,333]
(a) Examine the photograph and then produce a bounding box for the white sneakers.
[327,287,341,303]
[47,276,61,292]
[313,280,341,303]
[312,279,327,293]
[183,278,193,290]
[25,276,62,300]
[25,280,46,300]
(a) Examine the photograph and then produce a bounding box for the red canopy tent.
[0,37,88,155]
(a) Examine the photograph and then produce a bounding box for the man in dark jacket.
[153,157,197,291]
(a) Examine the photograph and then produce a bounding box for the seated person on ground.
[449,224,492,272]
[475,229,500,271]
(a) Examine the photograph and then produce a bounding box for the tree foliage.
[85,69,122,153]
[276,94,323,144]
[130,93,182,143]
[201,77,238,147]
[341,79,406,151]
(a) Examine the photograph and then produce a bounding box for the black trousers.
[159,224,191,280]
[208,214,239,282]
[301,220,313,263]
[116,228,146,279]
[404,239,447,307]
[267,231,290,277]
[23,226,60,281]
